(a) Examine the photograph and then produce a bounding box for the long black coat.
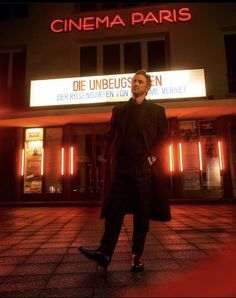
[100,98,171,221]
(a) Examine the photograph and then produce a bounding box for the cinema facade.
[0,2,236,205]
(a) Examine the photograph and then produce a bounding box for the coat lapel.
[139,100,151,153]
[118,100,132,136]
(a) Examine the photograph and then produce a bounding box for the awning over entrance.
[0,99,235,127]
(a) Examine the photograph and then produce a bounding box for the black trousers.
[99,160,152,257]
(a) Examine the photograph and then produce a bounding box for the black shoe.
[78,246,110,270]
[131,254,144,272]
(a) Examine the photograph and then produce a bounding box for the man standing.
[79,70,171,272]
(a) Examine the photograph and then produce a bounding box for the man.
[79,70,171,272]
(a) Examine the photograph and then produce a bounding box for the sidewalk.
[0,204,235,297]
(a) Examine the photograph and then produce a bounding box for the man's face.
[131,74,148,98]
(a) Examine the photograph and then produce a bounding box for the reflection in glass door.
[71,124,108,198]
[179,120,223,195]
[71,127,93,194]
[95,133,107,193]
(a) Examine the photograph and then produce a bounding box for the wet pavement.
[0,203,236,297]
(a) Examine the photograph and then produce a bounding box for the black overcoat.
[100,98,171,221]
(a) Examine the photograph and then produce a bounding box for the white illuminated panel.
[30,69,206,107]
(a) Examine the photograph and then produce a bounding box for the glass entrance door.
[71,123,108,199]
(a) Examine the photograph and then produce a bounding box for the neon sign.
[50,7,192,33]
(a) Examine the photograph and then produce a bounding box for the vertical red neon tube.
[218,141,223,170]
[179,142,183,172]
[41,148,44,175]
[61,147,64,175]
[198,141,203,171]
[169,144,174,172]
[70,146,74,175]
[21,149,25,176]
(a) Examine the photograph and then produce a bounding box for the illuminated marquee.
[50,7,191,32]
[30,69,206,107]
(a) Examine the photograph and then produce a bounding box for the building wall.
[0,3,236,201]
[0,3,236,105]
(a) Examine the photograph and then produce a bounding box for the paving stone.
[45,273,96,289]
[0,204,235,297]
[39,287,93,297]
[0,289,41,297]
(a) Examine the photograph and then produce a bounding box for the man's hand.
[98,156,106,162]
[147,156,157,166]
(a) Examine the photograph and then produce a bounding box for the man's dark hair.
[134,69,152,90]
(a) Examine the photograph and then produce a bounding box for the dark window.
[0,53,9,104]
[0,49,26,108]
[120,3,140,8]
[80,46,97,76]
[0,4,12,20]
[0,3,28,20]
[101,3,120,10]
[124,42,141,73]
[147,40,166,71]
[224,34,236,93]
[74,3,97,12]
[11,50,26,108]
[103,44,120,75]
[14,3,28,18]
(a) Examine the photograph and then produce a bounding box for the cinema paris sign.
[50,7,192,32]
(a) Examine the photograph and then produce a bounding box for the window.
[147,40,166,71]
[124,42,141,73]
[179,120,222,191]
[224,34,236,93]
[11,50,26,108]
[74,3,141,12]
[80,46,97,76]
[74,3,97,13]
[101,3,120,10]
[0,53,9,105]
[23,128,44,194]
[0,48,26,108]
[78,37,168,76]
[0,3,28,21]
[121,3,140,8]
[103,44,120,74]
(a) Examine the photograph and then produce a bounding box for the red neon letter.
[83,17,95,31]
[178,7,192,22]
[131,12,144,26]
[50,19,63,33]
[96,16,109,29]
[110,15,125,28]
[143,12,158,25]
[159,10,173,23]
[68,19,82,32]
